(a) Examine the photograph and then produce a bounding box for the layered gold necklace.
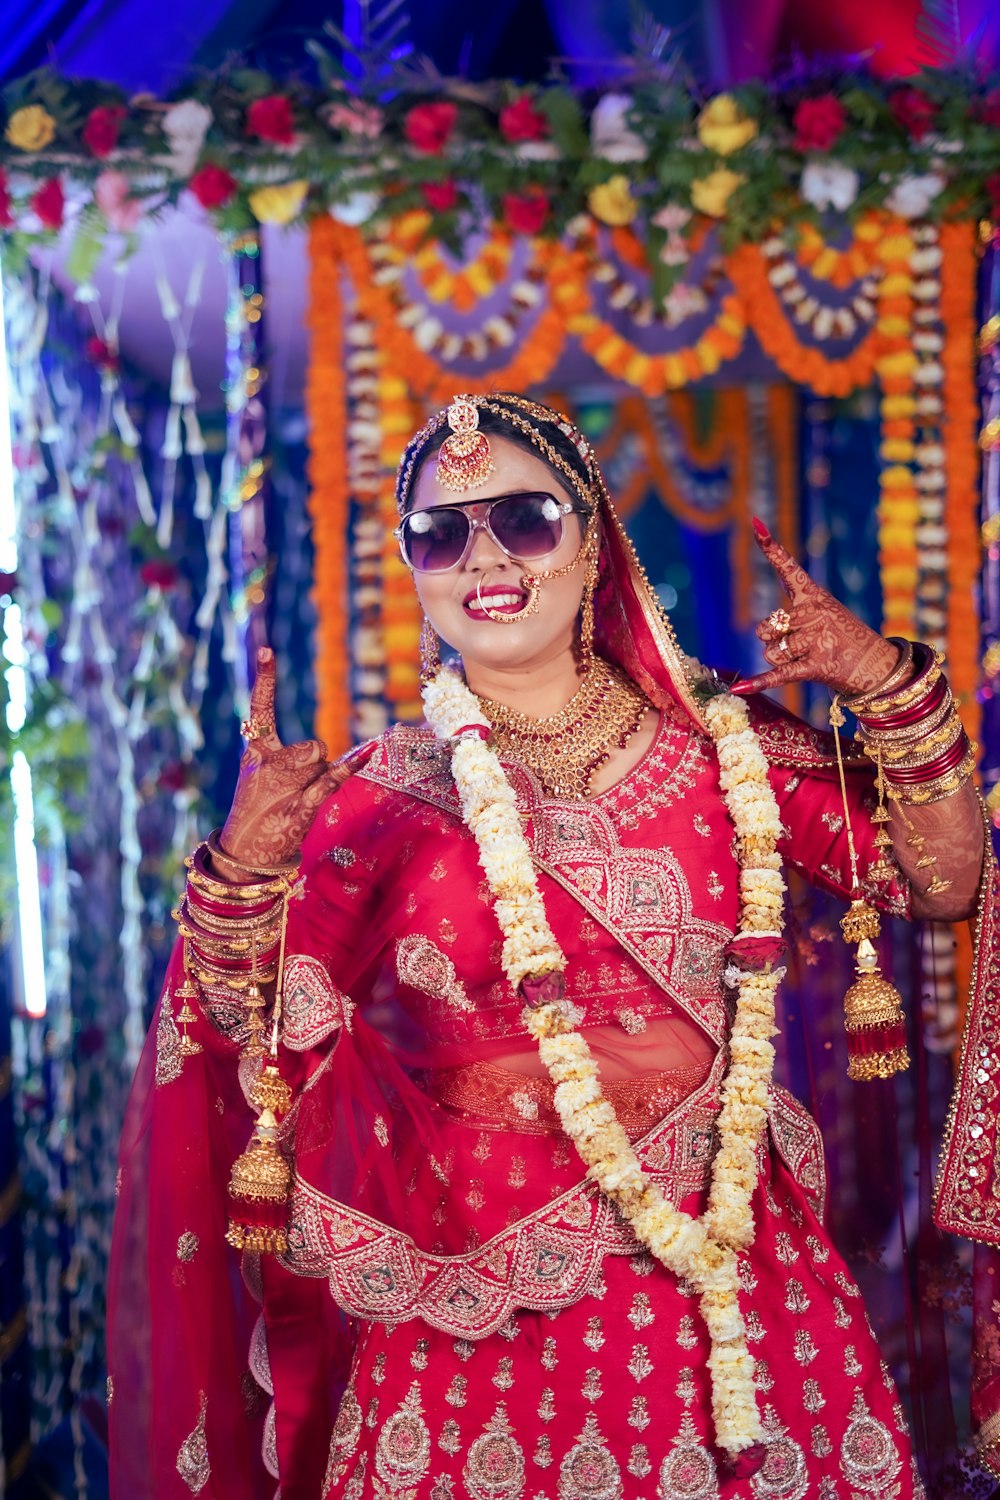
[477,657,649,799]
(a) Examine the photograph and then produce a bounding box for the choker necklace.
[476,658,649,799]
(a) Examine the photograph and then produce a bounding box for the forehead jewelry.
[435,396,495,492]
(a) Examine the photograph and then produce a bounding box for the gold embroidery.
[410,1338,429,1372]
[283,953,353,1049]
[396,933,473,1013]
[676,1367,697,1406]
[658,1413,718,1500]
[839,1389,902,1493]
[176,1392,209,1494]
[627,1395,650,1432]
[445,1375,468,1408]
[581,1367,603,1401]
[325,1383,363,1492]
[811,1424,833,1458]
[793,1329,818,1365]
[628,1293,654,1331]
[463,1404,525,1500]
[627,1344,653,1382]
[538,1389,556,1422]
[176,1231,199,1262]
[375,1381,431,1496]
[534,1433,553,1468]
[751,1409,808,1500]
[802,1378,825,1414]
[155,1002,184,1087]
[439,1419,461,1455]
[629,1442,652,1478]
[541,1337,558,1371]
[558,1414,622,1500]
[492,1356,514,1391]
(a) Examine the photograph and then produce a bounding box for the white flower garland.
[422,667,785,1456]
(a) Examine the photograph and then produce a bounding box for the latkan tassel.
[842,905,910,1081]
[225,1105,291,1254]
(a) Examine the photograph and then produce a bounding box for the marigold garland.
[381,211,514,313]
[794,214,883,288]
[423,666,786,1456]
[874,223,919,639]
[305,217,352,757]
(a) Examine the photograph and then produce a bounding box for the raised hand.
[730,518,902,699]
[218,646,369,870]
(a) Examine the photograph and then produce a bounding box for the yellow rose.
[6,104,57,152]
[248,180,308,226]
[690,168,745,218]
[587,174,637,227]
[696,94,758,155]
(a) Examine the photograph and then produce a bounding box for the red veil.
[107,404,1000,1497]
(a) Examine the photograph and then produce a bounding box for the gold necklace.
[477,658,649,799]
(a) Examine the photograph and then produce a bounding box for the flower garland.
[760,234,878,344]
[874,222,919,639]
[423,666,787,1456]
[305,218,353,756]
[794,215,883,288]
[380,211,514,314]
[727,243,882,396]
[909,222,948,654]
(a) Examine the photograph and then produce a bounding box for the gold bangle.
[205,829,299,879]
[884,747,977,806]
[186,865,292,902]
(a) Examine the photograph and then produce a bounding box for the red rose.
[792,94,846,153]
[246,94,295,146]
[31,177,64,230]
[979,90,1000,129]
[156,759,191,793]
[139,559,180,590]
[498,96,549,143]
[0,169,13,229]
[188,163,238,209]
[85,336,120,371]
[890,86,938,141]
[404,101,458,155]
[501,188,549,235]
[988,174,1000,221]
[421,180,459,213]
[82,104,126,159]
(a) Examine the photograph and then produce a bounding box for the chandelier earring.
[577,525,600,671]
[419,615,442,685]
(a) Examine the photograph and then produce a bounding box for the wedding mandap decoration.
[1,28,1000,1490]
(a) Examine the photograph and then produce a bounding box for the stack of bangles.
[173,831,299,1052]
[845,638,976,805]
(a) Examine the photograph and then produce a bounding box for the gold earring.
[578,532,599,671]
[419,616,442,684]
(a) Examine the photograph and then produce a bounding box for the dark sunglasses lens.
[402,509,470,571]
[490,493,565,558]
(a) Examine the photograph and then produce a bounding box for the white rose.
[590,93,646,163]
[330,190,381,226]
[162,99,213,175]
[800,159,859,213]
[885,172,945,220]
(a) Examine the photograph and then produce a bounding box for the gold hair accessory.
[435,396,495,492]
[831,695,909,1081]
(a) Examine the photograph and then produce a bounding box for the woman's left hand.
[730,518,901,699]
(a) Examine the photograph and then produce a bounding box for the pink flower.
[95,170,142,232]
[404,101,458,154]
[139,559,179,590]
[85,336,120,372]
[246,95,295,146]
[323,101,383,139]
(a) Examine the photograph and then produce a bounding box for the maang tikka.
[435,396,495,492]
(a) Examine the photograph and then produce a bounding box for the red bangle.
[882,735,971,784]
[856,677,949,731]
[186,885,281,920]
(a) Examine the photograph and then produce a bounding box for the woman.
[108,394,993,1499]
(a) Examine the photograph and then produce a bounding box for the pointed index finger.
[247,646,280,743]
[751,518,811,603]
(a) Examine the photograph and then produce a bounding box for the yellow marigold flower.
[248,180,308,226]
[690,168,745,218]
[587,175,638,226]
[696,94,758,155]
[6,104,57,152]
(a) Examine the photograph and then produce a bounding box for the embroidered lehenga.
[108,445,1000,1500]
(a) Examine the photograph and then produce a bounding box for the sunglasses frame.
[393,491,589,574]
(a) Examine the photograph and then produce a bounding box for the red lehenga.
[108,503,1000,1500]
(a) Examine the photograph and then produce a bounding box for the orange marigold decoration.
[305,216,352,757]
[794,214,883,288]
[727,242,881,396]
[380,210,514,313]
[873,221,919,639]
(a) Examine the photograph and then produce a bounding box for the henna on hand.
[217,646,368,874]
[731,519,904,699]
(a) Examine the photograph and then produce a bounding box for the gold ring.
[765,608,792,636]
[241,715,275,740]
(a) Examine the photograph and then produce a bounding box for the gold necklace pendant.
[478,658,649,799]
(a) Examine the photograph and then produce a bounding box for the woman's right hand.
[217,646,369,872]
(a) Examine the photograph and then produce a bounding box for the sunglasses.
[394,492,588,574]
